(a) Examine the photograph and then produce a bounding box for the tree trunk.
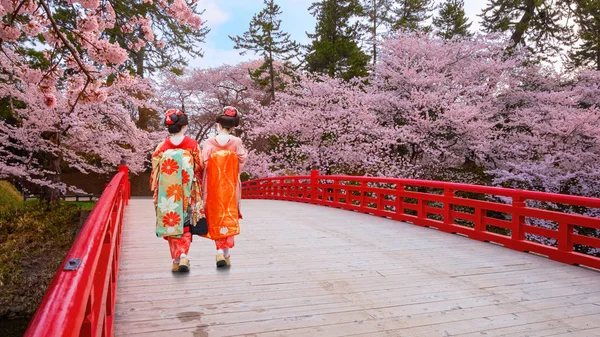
[135,48,156,131]
[372,0,377,64]
[511,0,535,47]
[596,44,600,71]
[40,132,61,205]
[268,51,276,102]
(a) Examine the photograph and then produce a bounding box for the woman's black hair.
[165,109,189,134]
[216,106,240,130]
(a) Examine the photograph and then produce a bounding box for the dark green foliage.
[433,0,473,39]
[361,0,393,63]
[480,0,572,56]
[390,0,436,32]
[305,0,370,80]
[568,0,600,70]
[43,1,209,77]
[104,0,209,76]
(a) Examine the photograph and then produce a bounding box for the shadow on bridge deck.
[114,199,600,337]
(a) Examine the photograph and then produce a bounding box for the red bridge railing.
[242,170,600,270]
[24,166,130,337]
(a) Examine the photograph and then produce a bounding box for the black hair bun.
[168,113,179,125]
[217,106,241,129]
[164,109,189,134]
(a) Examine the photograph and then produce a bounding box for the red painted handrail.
[24,165,130,337]
[242,170,600,270]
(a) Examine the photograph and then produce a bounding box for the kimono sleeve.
[192,142,203,182]
[236,139,248,171]
[150,141,164,192]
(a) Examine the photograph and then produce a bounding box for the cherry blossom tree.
[239,30,600,254]
[246,74,396,177]
[0,0,203,202]
[489,68,600,197]
[157,60,289,142]
[484,68,600,255]
[370,32,524,181]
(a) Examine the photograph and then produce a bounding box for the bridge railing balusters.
[511,195,526,251]
[242,172,600,270]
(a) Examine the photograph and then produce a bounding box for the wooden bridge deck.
[114,198,600,337]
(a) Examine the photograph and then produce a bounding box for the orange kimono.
[202,135,248,249]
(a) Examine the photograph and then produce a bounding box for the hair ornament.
[165,109,183,125]
[224,108,237,117]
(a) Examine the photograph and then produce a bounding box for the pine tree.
[305,0,371,80]
[230,0,300,101]
[361,0,393,64]
[480,0,572,56]
[568,0,600,70]
[433,0,473,39]
[390,0,436,32]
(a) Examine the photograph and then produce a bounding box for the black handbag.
[184,215,208,235]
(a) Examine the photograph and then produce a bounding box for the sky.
[190,0,488,69]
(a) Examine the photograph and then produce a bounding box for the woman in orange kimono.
[150,109,204,272]
[202,106,248,268]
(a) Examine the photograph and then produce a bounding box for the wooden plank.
[455,313,600,337]
[114,199,600,337]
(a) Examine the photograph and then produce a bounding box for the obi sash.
[155,149,194,238]
[205,150,240,240]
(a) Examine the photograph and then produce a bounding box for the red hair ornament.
[165,109,183,125]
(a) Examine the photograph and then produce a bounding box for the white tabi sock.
[223,248,230,258]
[217,249,224,255]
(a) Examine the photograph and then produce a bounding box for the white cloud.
[189,44,250,68]
[197,0,230,26]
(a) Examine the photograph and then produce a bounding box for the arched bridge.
[24,169,600,337]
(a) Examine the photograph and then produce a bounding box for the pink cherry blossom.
[88,39,128,65]
[78,16,99,32]
[43,94,57,108]
[79,0,99,9]
[0,0,204,194]
[105,2,116,29]
[0,24,21,41]
[22,21,42,36]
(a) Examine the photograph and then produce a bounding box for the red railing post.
[117,164,130,204]
[440,187,454,233]
[394,183,405,221]
[418,194,426,226]
[510,195,526,251]
[473,205,485,241]
[347,183,353,206]
[310,170,319,203]
[358,180,365,211]
[558,222,573,253]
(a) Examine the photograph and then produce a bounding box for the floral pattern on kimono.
[150,137,204,238]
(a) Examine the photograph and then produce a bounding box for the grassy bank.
[0,181,94,336]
